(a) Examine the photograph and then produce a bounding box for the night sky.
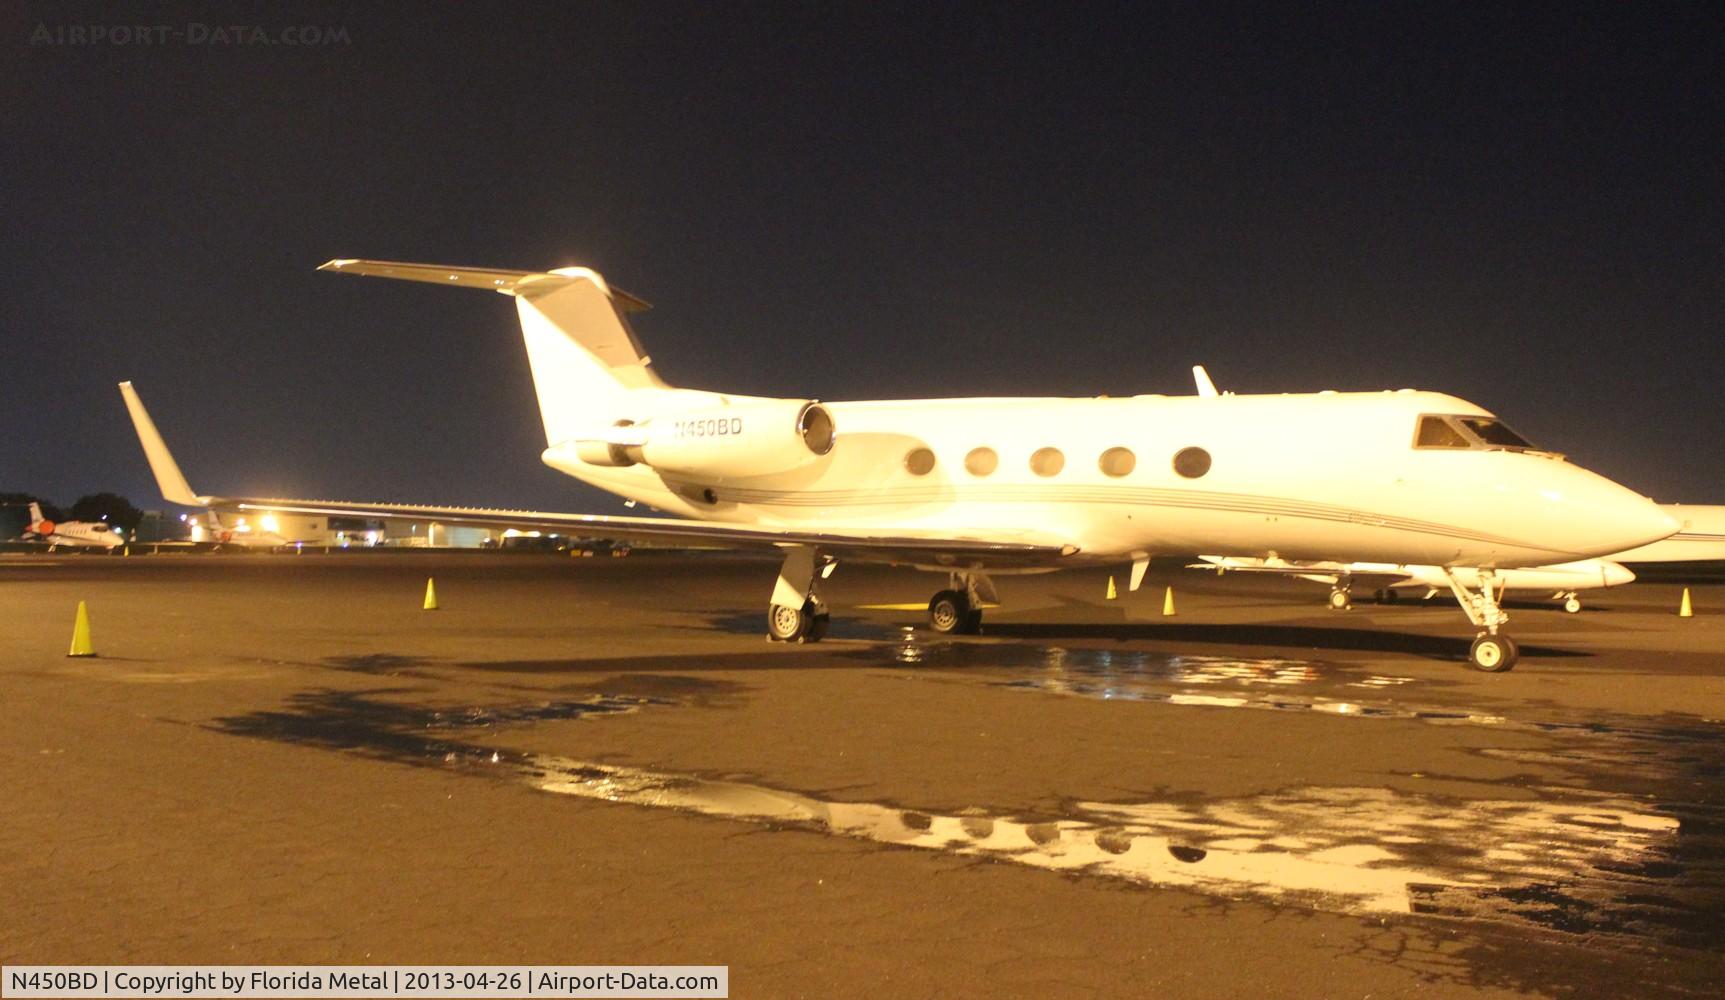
[4,3,1723,515]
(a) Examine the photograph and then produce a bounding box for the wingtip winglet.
[117,381,208,507]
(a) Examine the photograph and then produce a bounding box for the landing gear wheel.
[961,608,984,634]
[1380,588,1398,604]
[767,603,811,642]
[807,611,830,642]
[1468,633,1518,672]
[928,590,972,634]
[1328,589,1352,611]
[1563,595,1582,614]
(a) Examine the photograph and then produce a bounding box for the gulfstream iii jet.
[120,259,1679,671]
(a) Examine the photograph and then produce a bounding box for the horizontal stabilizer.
[316,259,651,312]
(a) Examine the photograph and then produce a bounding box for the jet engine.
[573,400,835,481]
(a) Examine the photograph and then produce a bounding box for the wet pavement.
[4,553,1724,997]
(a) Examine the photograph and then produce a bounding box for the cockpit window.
[1458,417,1534,449]
[1415,416,1471,448]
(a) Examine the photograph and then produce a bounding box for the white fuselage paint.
[26,522,122,548]
[541,389,1676,570]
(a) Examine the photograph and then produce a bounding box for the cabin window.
[965,447,998,476]
[1414,416,1471,449]
[1030,447,1065,477]
[1458,417,1534,450]
[1172,446,1211,479]
[904,447,936,476]
[1099,447,1136,477]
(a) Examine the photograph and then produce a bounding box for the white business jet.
[119,260,1678,671]
[1194,554,1634,614]
[16,502,123,550]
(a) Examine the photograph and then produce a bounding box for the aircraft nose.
[1595,489,1681,554]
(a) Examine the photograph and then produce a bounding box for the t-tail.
[317,260,673,448]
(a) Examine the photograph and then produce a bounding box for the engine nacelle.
[572,400,836,481]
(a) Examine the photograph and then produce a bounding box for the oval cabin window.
[965,447,999,476]
[1030,447,1065,477]
[1172,447,1211,479]
[904,447,936,476]
[1098,447,1136,477]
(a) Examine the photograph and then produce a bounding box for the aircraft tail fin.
[318,259,668,446]
[118,382,208,506]
[27,501,43,526]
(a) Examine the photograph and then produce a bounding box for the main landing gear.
[766,545,830,643]
[1559,592,1583,614]
[1443,568,1518,672]
[928,571,996,635]
[1327,581,1353,611]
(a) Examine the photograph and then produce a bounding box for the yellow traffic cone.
[68,601,96,657]
[1679,587,1693,618]
[1162,587,1177,617]
[1106,576,1118,601]
[423,577,439,611]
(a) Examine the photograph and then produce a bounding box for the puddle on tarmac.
[900,638,1725,753]
[211,690,1721,951]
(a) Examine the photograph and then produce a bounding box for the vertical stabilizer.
[318,260,668,447]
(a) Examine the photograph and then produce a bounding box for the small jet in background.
[17,502,123,550]
[1194,554,1633,613]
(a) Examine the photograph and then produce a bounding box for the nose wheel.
[1562,593,1583,614]
[1327,586,1352,611]
[1468,632,1518,672]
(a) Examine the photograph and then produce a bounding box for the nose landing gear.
[1444,568,1518,671]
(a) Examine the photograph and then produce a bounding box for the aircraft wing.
[201,495,1075,566]
[119,382,1075,568]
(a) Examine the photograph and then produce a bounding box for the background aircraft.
[121,260,1679,672]
[16,502,123,550]
[1195,555,1632,614]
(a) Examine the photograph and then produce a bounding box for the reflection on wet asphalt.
[212,677,1725,953]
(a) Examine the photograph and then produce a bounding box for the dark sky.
[4,2,1723,514]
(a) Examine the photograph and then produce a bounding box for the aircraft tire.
[1563,596,1582,614]
[767,603,811,642]
[928,590,970,634]
[1328,589,1352,611]
[1468,633,1518,672]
